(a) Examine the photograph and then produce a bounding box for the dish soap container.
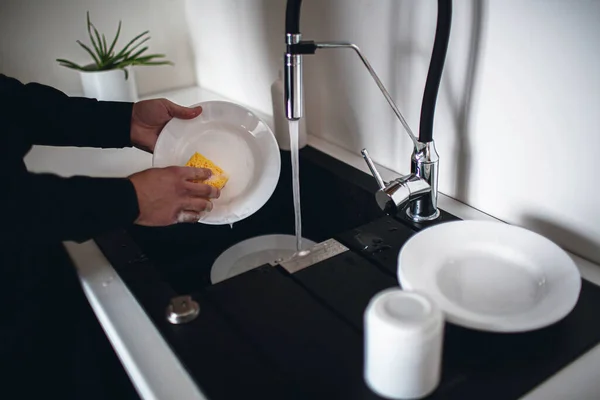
[271,69,307,151]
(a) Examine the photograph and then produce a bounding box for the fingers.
[183,198,213,213]
[160,166,219,224]
[177,210,206,223]
[169,166,219,196]
[176,196,214,223]
[179,167,212,181]
[163,99,203,119]
[184,181,220,199]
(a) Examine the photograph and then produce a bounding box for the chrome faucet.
[284,0,452,222]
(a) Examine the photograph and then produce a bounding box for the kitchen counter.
[26,86,600,400]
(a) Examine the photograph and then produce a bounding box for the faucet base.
[406,207,440,223]
[408,141,440,222]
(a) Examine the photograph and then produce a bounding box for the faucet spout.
[284,0,303,121]
[284,40,303,121]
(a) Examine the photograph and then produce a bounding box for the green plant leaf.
[58,64,79,71]
[112,30,149,61]
[104,36,150,69]
[132,54,167,62]
[114,59,136,69]
[56,58,84,70]
[91,23,106,60]
[126,46,149,61]
[86,11,104,61]
[136,61,174,66]
[106,20,122,57]
[120,36,150,61]
[116,53,173,70]
[102,34,108,55]
[77,40,101,66]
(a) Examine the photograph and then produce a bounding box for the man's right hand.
[128,166,220,226]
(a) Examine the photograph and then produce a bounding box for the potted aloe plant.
[57,12,173,102]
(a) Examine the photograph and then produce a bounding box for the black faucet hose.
[419,0,452,143]
[286,0,303,34]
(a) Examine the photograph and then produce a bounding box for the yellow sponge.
[185,152,229,189]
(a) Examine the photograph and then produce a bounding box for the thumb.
[165,100,203,119]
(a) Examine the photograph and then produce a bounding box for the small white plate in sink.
[210,234,317,284]
[398,220,581,333]
[152,100,281,225]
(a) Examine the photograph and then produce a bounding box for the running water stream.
[288,120,302,252]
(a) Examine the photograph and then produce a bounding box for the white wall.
[0,0,196,96]
[185,0,600,265]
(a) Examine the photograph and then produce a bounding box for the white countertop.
[26,86,600,400]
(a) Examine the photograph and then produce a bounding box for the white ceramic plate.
[153,100,281,225]
[398,220,581,333]
[211,234,316,284]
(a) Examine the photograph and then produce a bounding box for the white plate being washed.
[153,100,281,225]
[398,220,581,333]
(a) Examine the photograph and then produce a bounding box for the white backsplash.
[184,0,600,264]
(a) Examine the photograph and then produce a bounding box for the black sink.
[94,145,600,400]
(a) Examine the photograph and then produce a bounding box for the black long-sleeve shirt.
[0,74,142,381]
[0,74,140,244]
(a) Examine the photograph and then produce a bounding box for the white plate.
[211,234,316,284]
[398,220,581,333]
[152,100,281,225]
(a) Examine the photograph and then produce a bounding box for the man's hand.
[129,166,220,226]
[130,98,202,153]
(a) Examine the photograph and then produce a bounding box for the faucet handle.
[375,174,431,214]
[361,148,386,189]
[361,148,431,214]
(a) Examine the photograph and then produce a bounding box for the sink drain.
[210,234,316,284]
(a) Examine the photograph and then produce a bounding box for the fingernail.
[210,187,220,198]
[206,201,214,212]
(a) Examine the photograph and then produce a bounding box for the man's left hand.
[130,98,202,153]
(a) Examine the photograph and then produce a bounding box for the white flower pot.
[79,67,138,102]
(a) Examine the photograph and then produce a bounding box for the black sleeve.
[4,164,140,244]
[0,73,133,148]
[0,74,141,244]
